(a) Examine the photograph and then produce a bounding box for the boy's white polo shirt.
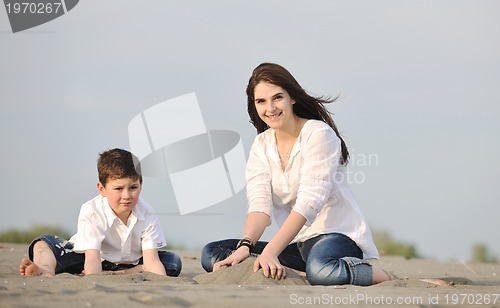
[70,195,166,264]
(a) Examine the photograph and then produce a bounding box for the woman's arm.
[254,124,341,279]
[142,249,167,275]
[253,211,306,279]
[213,136,274,271]
[83,249,102,275]
[213,211,270,271]
[293,126,340,225]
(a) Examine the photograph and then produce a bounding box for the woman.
[201,62,393,286]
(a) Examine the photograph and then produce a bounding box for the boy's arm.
[84,249,102,275]
[142,249,166,276]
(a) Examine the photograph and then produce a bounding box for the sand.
[1,243,499,308]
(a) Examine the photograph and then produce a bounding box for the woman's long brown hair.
[246,62,349,164]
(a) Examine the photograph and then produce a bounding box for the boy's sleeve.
[72,204,105,252]
[141,212,166,250]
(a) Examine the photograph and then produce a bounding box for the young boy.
[19,148,182,277]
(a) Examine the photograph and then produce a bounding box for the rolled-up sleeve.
[293,127,341,226]
[72,205,105,252]
[246,138,273,219]
[141,213,166,250]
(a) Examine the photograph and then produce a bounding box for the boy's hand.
[83,249,102,275]
[142,249,167,276]
[213,247,250,271]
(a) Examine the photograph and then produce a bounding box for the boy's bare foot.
[19,258,55,277]
[20,240,57,277]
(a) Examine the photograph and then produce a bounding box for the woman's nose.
[268,102,276,112]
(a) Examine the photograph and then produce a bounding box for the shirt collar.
[102,196,145,227]
[268,121,309,162]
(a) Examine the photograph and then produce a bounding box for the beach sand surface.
[1,243,499,307]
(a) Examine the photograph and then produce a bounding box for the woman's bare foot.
[419,278,450,286]
[373,267,398,284]
[19,258,55,277]
[286,267,307,278]
[375,267,450,286]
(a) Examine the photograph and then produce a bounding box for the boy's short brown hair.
[97,148,142,185]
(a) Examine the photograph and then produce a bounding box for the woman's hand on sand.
[213,247,250,271]
[253,252,286,280]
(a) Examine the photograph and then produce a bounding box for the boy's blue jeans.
[29,234,182,276]
[201,233,373,286]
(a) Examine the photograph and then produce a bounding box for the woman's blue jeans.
[201,233,373,286]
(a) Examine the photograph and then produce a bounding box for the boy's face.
[97,177,142,221]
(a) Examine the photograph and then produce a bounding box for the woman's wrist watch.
[236,237,253,252]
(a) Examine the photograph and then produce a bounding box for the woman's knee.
[306,257,373,286]
[200,240,238,272]
[306,258,350,285]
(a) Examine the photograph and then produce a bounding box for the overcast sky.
[1,0,499,261]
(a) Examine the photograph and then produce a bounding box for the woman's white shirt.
[246,119,379,260]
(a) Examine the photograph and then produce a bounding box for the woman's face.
[253,82,295,131]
